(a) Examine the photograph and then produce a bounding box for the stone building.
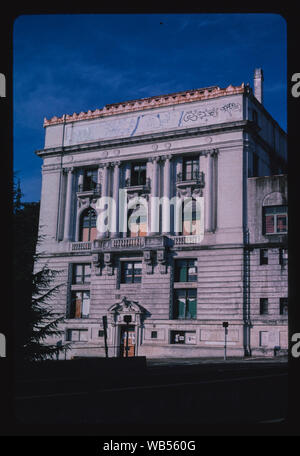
[35,68,287,358]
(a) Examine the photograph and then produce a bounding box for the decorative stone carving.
[157,249,167,274]
[143,250,154,275]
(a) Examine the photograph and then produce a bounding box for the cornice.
[36,119,251,158]
[43,84,246,127]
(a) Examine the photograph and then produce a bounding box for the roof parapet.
[43,83,245,127]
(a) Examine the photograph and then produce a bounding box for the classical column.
[204,150,218,232]
[111,161,120,238]
[162,155,171,234]
[97,163,109,239]
[150,157,159,235]
[63,167,74,242]
[211,149,218,232]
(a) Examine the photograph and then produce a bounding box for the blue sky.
[13,13,287,201]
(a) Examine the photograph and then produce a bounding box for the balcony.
[124,177,151,193]
[77,183,101,198]
[71,242,92,252]
[176,171,205,188]
[171,235,203,246]
[93,234,167,252]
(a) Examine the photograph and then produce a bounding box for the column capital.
[63,166,74,174]
[163,154,172,161]
[201,148,219,158]
[99,162,110,169]
[149,156,160,164]
[112,161,121,167]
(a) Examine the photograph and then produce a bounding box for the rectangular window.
[260,249,268,265]
[67,329,88,342]
[151,331,157,339]
[173,289,197,319]
[170,330,196,344]
[182,157,199,181]
[121,261,142,284]
[280,298,288,315]
[131,162,146,186]
[260,298,268,315]
[70,291,90,318]
[83,168,98,191]
[73,264,91,284]
[175,259,197,282]
[263,206,287,235]
[279,248,288,265]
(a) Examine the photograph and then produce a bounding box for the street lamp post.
[223,321,229,361]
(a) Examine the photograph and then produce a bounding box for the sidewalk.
[146,355,288,367]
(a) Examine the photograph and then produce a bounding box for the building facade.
[35,68,287,358]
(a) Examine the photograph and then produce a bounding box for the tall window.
[70,291,90,318]
[260,249,268,265]
[127,206,147,237]
[175,259,197,282]
[173,289,197,320]
[73,264,91,284]
[182,157,199,180]
[263,205,287,235]
[80,208,97,242]
[82,169,98,191]
[182,199,201,236]
[131,162,146,186]
[260,298,268,315]
[121,261,142,284]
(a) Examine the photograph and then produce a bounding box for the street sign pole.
[102,316,108,358]
[223,322,229,361]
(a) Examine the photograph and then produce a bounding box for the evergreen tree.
[13,176,68,364]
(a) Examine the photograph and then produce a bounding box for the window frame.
[72,263,91,284]
[173,288,197,320]
[130,162,147,186]
[259,248,268,265]
[259,297,269,315]
[182,156,199,181]
[174,259,197,282]
[69,290,90,319]
[121,261,143,284]
[83,168,98,191]
[263,205,288,235]
[80,208,97,242]
[280,297,288,316]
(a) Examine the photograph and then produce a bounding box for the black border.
[2,5,300,438]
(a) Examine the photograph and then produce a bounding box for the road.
[14,358,288,427]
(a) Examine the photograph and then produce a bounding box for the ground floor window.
[66,329,88,342]
[170,330,196,344]
[173,289,197,319]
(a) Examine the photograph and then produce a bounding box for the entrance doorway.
[120,325,136,357]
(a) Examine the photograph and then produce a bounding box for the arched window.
[80,208,97,242]
[182,198,201,236]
